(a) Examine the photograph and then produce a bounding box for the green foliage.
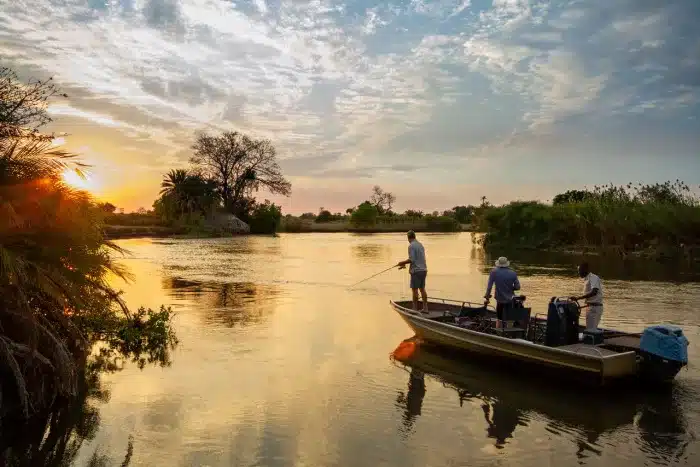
[248,200,282,234]
[552,190,592,205]
[350,201,379,227]
[155,169,220,222]
[105,211,164,226]
[477,182,700,258]
[316,209,334,223]
[280,215,312,233]
[424,215,462,232]
[404,209,424,218]
[0,67,176,423]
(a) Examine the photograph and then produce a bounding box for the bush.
[350,202,379,227]
[248,200,282,234]
[315,210,334,223]
[424,215,461,232]
[104,212,164,226]
[281,216,312,233]
[476,183,700,258]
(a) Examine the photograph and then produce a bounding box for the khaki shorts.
[586,305,603,331]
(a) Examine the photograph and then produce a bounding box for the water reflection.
[161,277,281,328]
[395,368,426,436]
[391,340,691,462]
[352,243,391,262]
[0,339,177,466]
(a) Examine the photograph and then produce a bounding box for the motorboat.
[390,296,689,386]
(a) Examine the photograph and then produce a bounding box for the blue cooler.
[640,325,689,364]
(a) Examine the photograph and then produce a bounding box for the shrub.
[281,216,312,233]
[350,202,379,227]
[315,209,334,223]
[424,215,461,232]
[248,200,282,234]
[476,182,700,258]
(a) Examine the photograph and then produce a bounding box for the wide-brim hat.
[495,256,510,267]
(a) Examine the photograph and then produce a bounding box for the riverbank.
[104,221,472,238]
[104,225,186,239]
[281,217,469,233]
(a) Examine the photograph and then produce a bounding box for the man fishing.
[570,262,604,331]
[484,256,521,326]
[397,230,428,313]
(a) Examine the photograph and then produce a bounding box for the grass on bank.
[280,214,462,233]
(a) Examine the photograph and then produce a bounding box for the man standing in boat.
[396,230,428,313]
[570,262,603,331]
[483,257,521,326]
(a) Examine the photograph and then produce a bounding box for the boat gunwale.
[390,299,637,363]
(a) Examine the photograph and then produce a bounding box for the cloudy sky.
[2,0,699,212]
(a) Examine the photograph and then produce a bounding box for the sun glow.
[62,169,98,192]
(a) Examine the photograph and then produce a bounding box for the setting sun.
[62,169,98,192]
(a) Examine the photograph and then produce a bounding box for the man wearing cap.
[397,230,428,313]
[484,257,521,325]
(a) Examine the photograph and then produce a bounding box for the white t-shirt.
[583,273,603,305]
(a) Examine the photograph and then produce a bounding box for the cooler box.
[639,325,689,363]
[582,329,604,345]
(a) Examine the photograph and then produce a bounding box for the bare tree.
[0,67,67,129]
[190,131,291,212]
[370,185,396,214]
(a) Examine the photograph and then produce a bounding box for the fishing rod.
[347,264,398,290]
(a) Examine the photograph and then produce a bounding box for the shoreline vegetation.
[105,179,700,262]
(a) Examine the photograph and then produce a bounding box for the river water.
[70,233,699,466]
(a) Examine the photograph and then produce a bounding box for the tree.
[451,205,475,224]
[0,113,176,421]
[0,67,67,129]
[316,209,333,223]
[155,169,220,221]
[248,200,282,234]
[370,185,395,214]
[345,207,355,215]
[350,201,379,227]
[98,202,117,214]
[552,190,592,205]
[190,131,291,215]
[404,209,423,218]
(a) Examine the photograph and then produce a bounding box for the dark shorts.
[496,302,512,321]
[410,270,427,289]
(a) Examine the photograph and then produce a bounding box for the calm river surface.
[72,233,700,466]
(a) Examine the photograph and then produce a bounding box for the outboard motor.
[638,325,689,383]
[545,297,580,347]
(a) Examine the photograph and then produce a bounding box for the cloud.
[1,0,698,211]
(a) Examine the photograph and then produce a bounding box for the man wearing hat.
[484,257,521,325]
[397,230,428,313]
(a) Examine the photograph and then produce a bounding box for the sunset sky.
[2,0,699,213]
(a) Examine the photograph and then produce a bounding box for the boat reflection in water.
[391,338,692,462]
